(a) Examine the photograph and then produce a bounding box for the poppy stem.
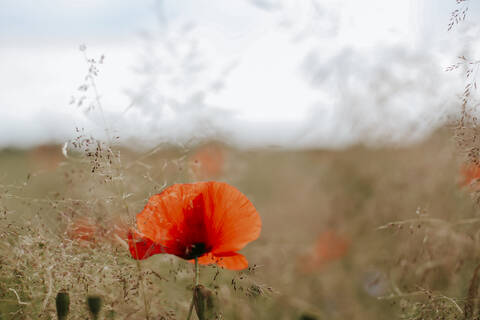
[186,257,199,320]
[195,256,199,286]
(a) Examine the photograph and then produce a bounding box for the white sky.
[0,0,478,149]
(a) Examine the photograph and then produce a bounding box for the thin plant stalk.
[186,257,199,320]
[82,47,151,320]
[136,260,150,320]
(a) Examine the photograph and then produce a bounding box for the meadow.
[1,127,479,319]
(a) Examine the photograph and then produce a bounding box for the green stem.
[195,257,199,286]
[186,257,199,320]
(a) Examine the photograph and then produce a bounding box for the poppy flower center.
[184,242,209,259]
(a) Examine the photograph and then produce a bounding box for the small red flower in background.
[190,145,225,179]
[297,230,350,273]
[28,145,63,171]
[128,182,261,270]
[66,216,129,247]
[459,162,480,189]
[66,217,98,244]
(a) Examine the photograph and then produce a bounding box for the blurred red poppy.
[28,145,63,172]
[298,230,350,273]
[190,145,225,179]
[66,216,129,247]
[459,162,480,189]
[66,217,98,244]
[128,182,261,270]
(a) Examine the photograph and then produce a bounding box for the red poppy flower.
[66,217,98,245]
[28,145,63,171]
[190,145,225,179]
[297,230,350,273]
[460,162,480,189]
[66,216,129,248]
[128,182,261,270]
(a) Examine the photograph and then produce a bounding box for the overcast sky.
[0,0,479,149]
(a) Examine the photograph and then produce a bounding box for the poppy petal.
[202,182,261,254]
[194,252,249,270]
[128,230,168,260]
[135,184,199,254]
[214,252,249,270]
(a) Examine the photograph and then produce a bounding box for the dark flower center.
[184,242,209,260]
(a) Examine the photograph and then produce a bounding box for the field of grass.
[1,128,479,319]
